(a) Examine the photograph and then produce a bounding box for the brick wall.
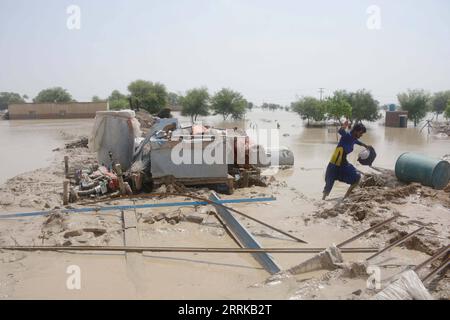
[385,111,408,127]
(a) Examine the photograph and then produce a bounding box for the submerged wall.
[8,102,108,120]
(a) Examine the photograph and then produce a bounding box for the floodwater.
[0,111,449,199]
[175,110,450,198]
[0,119,94,185]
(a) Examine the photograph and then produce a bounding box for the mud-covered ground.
[0,133,448,299]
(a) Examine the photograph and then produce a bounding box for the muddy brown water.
[1,111,448,299]
[1,111,449,198]
[0,119,94,185]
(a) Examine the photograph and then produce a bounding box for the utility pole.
[318,88,325,101]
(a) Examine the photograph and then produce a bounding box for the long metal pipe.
[337,215,399,248]
[141,192,307,243]
[366,227,425,261]
[105,191,306,243]
[0,245,379,254]
[422,258,449,283]
[414,245,449,272]
[0,195,276,219]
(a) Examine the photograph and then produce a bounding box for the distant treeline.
[1,84,449,125]
[291,89,450,127]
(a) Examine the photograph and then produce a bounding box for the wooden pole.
[242,170,249,188]
[63,180,69,205]
[114,164,126,195]
[64,156,69,178]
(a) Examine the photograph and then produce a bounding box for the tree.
[261,102,282,111]
[180,87,210,122]
[397,89,431,127]
[348,89,380,123]
[0,92,26,110]
[108,90,129,110]
[127,80,168,114]
[291,96,326,126]
[211,88,247,120]
[444,102,450,120]
[431,91,450,119]
[33,87,73,103]
[246,102,254,110]
[168,92,181,106]
[325,93,352,124]
[92,96,106,102]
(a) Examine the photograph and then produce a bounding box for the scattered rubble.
[432,122,450,137]
[65,137,88,149]
[288,245,344,275]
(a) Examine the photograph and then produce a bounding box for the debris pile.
[61,110,289,203]
[432,122,450,137]
[68,165,123,201]
[316,167,450,221]
[65,137,88,149]
[287,245,344,275]
[0,110,8,120]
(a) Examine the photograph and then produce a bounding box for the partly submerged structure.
[89,110,294,194]
[8,102,108,120]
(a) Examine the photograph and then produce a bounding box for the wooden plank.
[123,210,140,246]
[121,210,146,295]
[123,210,138,229]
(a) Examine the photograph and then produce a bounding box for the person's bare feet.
[344,182,359,199]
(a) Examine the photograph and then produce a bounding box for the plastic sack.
[372,270,433,300]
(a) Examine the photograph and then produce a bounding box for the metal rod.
[69,191,306,243]
[366,227,425,261]
[115,192,306,244]
[414,245,449,272]
[0,246,379,254]
[422,258,449,283]
[0,196,276,219]
[173,192,307,244]
[337,215,399,248]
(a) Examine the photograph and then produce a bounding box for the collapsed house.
[66,110,294,201]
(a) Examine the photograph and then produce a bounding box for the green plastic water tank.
[395,153,450,190]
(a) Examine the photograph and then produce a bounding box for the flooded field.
[0,110,449,300]
[0,119,94,185]
[1,110,449,199]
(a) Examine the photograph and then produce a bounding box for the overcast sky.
[1,0,449,105]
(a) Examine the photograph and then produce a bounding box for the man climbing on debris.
[322,121,371,200]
